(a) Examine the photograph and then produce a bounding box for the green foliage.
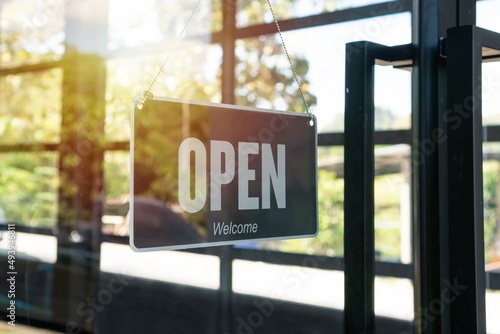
[277,169,344,256]
[0,69,62,145]
[0,0,64,68]
[237,0,294,25]
[235,35,317,113]
[233,0,319,113]
[484,161,499,262]
[105,44,221,142]
[374,174,405,260]
[104,152,130,200]
[1,0,498,263]
[0,152,59,227]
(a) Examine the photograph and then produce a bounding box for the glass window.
[0,0,427,333]
[374,276,413,320]
[0,69,62,145]
[233,260,344,308]
[236,0,402,28]
[235,13,411,132]
[100,242,220,289]
[0,152,59,227]
[273,146,344,256]
[481,62,500,127]
[477,0,500,34]
[374,65,411,131]
[108,0,222,51]
[374,148,411,263]
[105,43,222,141]
[0,0,64,68]
[482,58,500,334]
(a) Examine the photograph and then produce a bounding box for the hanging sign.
[130,96,317,251]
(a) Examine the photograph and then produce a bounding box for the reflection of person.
[131,196,202,249]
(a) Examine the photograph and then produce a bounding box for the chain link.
[145,0,312,118]
[265,0,311,116]
[144,0,204,99]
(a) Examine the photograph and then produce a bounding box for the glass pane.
[0,0,64,68]
[0,68,62,145]
[105,43,222,141]
[233,260,344,309]
[235,13,412,133]
[108,0,222,51]
[483,147,500,334]
[482,62,500,126]
[477,0,500,34]
[482,59,500,334]
[102,151,129,236]
[374,276,413,320]
[0,232,57,263]
[235,34,315,113]
[374,65,411,131]
[0,231,58,325]
[483,155,499,264]
[0,0,419,332]
[101,243,220,289]
[260,146,344,256]
[374,145,411,263]
[486,290,500,333]
[0,152,59,227]
[104,151,130,200]
[236,0,402,28]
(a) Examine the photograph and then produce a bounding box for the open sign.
[178,139,286,213]
[130,97,317,251]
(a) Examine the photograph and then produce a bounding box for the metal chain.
[145,0,312,118]
[144,0,204,99]
[265,0,311,116]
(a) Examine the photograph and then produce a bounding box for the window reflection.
[105,43,222,142]
[0,0,431,332]
[108,0,222,51]
[0,152,59,227]
[0,0,64,68]
[234,13,411,132]
[236,0,398,28]
[0,69,62,145]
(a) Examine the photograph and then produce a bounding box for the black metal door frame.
[445,25,500,334]
[344,1,500,333]
[344,42,413,333]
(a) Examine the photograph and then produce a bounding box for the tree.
[235,35,317,113]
